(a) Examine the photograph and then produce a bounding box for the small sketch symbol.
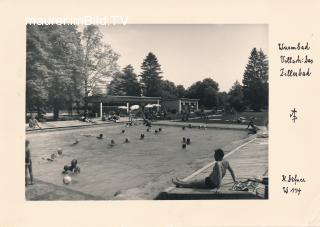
[290,108,298,123]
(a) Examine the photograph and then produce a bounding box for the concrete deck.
[26,117,131,132]
[26,179,103,200]
[157,136,268,200]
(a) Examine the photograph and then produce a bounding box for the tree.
[107,65,141,96]
[26,25,84,120]
[81,25,119,116]
[46,25,84,120]
[242,48,269,111]
[121,65,141,96]
[176,85,186,98]
[186,78,219,108]
[140,52,163,97]
[107,72,126,96]
[160,80,178,99]
[218,91,228,108]
[228,81,245,112]
[26,25,50,117]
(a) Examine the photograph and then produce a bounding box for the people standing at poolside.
[25,140,34,186]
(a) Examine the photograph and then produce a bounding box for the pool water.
[26,123,248,199]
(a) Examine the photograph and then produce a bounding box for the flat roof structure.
[88,95,161,117]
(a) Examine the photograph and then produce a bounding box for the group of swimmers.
[25,140,81,187]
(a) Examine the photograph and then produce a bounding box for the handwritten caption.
[282,174,306,196]
[278,42,314,77]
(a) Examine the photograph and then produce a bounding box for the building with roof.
[162,98,199,114]
[87,95,161,117]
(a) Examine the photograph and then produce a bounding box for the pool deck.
[153,120,250,130]
[25,117,131,132]
[157,135,268,200]
[26,118,257,133]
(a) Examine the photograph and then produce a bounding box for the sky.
[100,24,268,92]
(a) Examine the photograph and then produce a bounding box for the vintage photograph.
[25,24,268,200]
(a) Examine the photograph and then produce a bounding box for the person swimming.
[62,159,80,174]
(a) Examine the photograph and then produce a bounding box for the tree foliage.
[186,78,219,108]
[242,48,268,111]
[108,65,141,96]
[160,80,178,99]
[228,80,245,112]
[26,25,84,119]
[81,25,120,115]
[26,25,50,116]
[26,25,119,119]
[140,52,163,97]
[176,85,186,98]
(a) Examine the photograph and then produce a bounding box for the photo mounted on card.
[25,24,268,200]
[2,1,320,227]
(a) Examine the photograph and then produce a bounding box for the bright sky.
[100,24,268,92]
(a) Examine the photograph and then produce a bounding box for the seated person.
[247,117,256,129]
[28,116,41,129]
[247,117,258,134]
[172,149,236,189]
[80,115,86,122]
[80,115,92,123]
[62,159,80,174]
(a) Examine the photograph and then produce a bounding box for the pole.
[100,101,103,119]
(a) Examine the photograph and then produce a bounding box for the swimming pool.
[26,123,248,200]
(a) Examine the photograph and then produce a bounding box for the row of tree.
[26,25,119,120]
[27,24,268,121]
[107,48,268,112]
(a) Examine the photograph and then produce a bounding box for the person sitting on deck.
[246,117,258,134]
[28,116,41,129]
[172,149,236,189]
[247,117,257,129]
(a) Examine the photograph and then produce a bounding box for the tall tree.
[81,25,119,116]
[121,65,141,96]
[160,80,178,99]
[242,48,269,111]
[26,25,50,117]
[218,91,228,108]
[228,80,245,112]
[26,25,84,120]
[107,72,126,96]
[186,78,219,108]
[107,65,141,96]
[140,52,163,97]
[176,85,186,98]
[46,25,84,120]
